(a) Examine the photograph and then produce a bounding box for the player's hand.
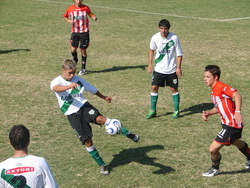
[147,65,153,74]
[202,111,210,121]
[176,68,182,78]
[234,112,243,126]
[104,96,112,103]
[69,83,78,89]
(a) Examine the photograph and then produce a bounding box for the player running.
[146,19,183,119]
[64,0,97,75]
[202,65,250,177]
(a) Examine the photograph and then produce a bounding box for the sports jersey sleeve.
[78,77,97,95]
[174,36,183,57]
[38,158,58,188]
[149,35,157,50]
[221,85,237,98]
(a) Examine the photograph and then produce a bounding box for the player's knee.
[96,115,106,125]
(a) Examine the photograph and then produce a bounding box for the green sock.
[121,127,129,136]
[86,146,105,166]
[151,92,158,111]
[172,93,180,112]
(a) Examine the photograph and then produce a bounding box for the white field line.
[36,0,250,22]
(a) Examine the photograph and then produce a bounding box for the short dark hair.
[204,65,221,80]
[9,125,30,150]
[159,19,171,28]
[62,59,76,71]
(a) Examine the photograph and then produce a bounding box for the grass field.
[0,0,250,187]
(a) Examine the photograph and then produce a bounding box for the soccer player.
[0,125,58,187]
[146,19,183,119]
[202,65,250,177]
[50,59,139,175]
[64,0,97,75]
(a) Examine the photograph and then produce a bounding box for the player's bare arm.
[176,56,183,78]
[89,12,97,21]
[64,17,74,25]
[148,50,154,74]
[233,92,243,125]
[53,83,78,92]
[202,107,218,121]
[95,91,112,103]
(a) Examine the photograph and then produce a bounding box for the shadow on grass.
[219,169,250,175]
[156,102,214,118]
[86,65,146,74]
[0,49,31,54]
[108,145,175,174]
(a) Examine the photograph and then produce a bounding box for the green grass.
[0,0,250,187]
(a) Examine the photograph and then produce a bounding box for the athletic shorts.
[70,32,90,49]
[215,124,242,146]
[67,102,101,144]
[152,71,178,88]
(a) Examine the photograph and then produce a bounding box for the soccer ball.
[105,119,122,135]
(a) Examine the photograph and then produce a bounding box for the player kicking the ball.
[50,59,139,175]
[202,65,250,177]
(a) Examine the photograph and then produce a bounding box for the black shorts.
[67,102,101,144]
[70,32,90,49]
[152,71,178,88]
[215,124,242,146]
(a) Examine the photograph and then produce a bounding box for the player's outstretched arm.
[95,91,112,103]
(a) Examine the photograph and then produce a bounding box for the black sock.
[81,56,87,69]
[239,142,250,160]
[71,52,78,64]
[212,155,221,169]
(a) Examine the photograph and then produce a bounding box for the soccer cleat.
[245,159,250,169]
[100,165,109,175]
[146,110,156,119]
[127,132,140,142]
[171,111,180,119]
[78,69,86,75]
[202,167,220,177]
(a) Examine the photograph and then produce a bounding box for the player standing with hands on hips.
[202,65,250,177]
[146,19,183,119]
[50,59,139,175]
[64,0,97,75]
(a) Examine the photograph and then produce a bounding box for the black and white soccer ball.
[105,119,122,135]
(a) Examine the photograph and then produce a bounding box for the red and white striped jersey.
[211,81,242,128]
[64,4,92,33]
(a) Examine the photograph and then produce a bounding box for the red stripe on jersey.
[64,4,91,33]
[211,81,242,128]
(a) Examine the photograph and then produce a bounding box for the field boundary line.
[36,0,250,22]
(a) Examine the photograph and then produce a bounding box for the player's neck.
[13,149,28,158]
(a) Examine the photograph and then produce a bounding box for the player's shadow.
[157,102,214,118]
[87,65,146,74]
[219,169,250,175]
[0,49,31,54]
[108,145,175,174]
